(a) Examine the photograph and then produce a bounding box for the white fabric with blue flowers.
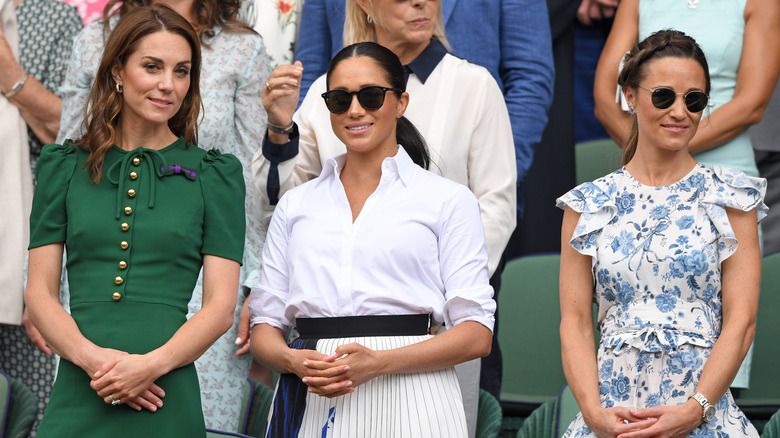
[557,163,766,437]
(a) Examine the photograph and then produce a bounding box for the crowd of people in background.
[1,0,778,437]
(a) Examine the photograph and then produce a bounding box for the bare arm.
[302,321,492,397]
[559,208,655,437]
[0,31,61,144]
[250,323,333,377]
[25,244,104,371]
[621,207,761,438]
[593,0,638,148]
[688,0,780,153]
[90,255,239,402]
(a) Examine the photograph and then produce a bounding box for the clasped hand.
[88,349,165,412]
[294,343,382,398]
[585,402,702,438]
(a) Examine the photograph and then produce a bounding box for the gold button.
[119,261,127,270]
[130,171,138,180]
[132,157,141,166]
[121,222,129,231]
[127,189,136,198]
[124,206,133,215]
[120,241,129,250]
[115,276,123,285]
[112,292,122,301]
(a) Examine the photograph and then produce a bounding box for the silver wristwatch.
[690,392,716,422]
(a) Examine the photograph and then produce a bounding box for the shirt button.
[119,261,127,270]
[130,171,138,180]
[121,222,129,231]
[124,206,133,215]
[128,189,136,198]
[112,292,122,301]
[120,241,129,250]
[115,276,124,285]
[132,157,141,166]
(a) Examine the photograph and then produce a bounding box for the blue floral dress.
[557,164,766,437]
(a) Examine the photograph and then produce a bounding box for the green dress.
[29,138,245,438]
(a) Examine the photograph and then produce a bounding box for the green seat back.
[237,378,254,434]
[556,384,579,437]
[3,374,37,438]
[761,408,780,438]
[245,380,275,438]
[735,252,780,417]
[476,389,502,438]
[205,430,252,437]
[514,398,558,438]
[498,254,566,413]
[0,370,10,437]
[575,138,622,184]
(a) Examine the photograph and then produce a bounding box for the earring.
[628,105,635,115]
[116,83,123,94]
[367,15,372,24]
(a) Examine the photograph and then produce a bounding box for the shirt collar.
[321,146,416,186]
[405,39,447,84]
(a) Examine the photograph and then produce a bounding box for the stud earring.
[628,105,635,115]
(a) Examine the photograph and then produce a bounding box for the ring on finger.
[265,81,272,92]
[109,394,120,406]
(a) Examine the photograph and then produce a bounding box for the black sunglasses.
[321,86,402,114]
[638,86,709,113]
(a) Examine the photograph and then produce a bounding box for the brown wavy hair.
[75,4,202,183]
[102,0,254,42]
[618,29,711,166]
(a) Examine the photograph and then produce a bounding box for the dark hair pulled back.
[326,42,431,170]
[618,29,711,166]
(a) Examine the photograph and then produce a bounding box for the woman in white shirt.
[248,42,495,438]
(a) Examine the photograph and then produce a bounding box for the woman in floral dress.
[557,30,765,437]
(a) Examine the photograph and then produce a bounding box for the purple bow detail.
[161,164,197,181]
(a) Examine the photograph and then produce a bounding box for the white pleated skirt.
[267,335,468,438]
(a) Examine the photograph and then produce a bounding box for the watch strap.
[3,74,29,98]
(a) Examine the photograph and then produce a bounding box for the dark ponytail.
[617,29,710,166]
[326,42,431,169]
[396,116,430,170]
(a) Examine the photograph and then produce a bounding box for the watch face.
[704,405,716,422]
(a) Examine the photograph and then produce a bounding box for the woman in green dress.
[24,5,245,437]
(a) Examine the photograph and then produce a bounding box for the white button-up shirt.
[249,147,495,336]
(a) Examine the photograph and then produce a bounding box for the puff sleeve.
[200,149,246,264]
[556,180,618,257]
[701,166,768,260]
[29,143,78,248]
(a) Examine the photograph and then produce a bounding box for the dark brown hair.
[618,29,711,166]
[327,42,431,170]
[76,4,202,183]
[102,0,254,42]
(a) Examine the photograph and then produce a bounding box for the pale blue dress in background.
[558,164,765,437]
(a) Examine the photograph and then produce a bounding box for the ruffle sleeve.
[700,165,768,261]
[200,149,246,264]
[556,180,618,257]
[28,143,78,248]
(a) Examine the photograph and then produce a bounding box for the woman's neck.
[340,143,398,185]
[625,146,697,187]
[378,38,430,66]
[116,119,178,151]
